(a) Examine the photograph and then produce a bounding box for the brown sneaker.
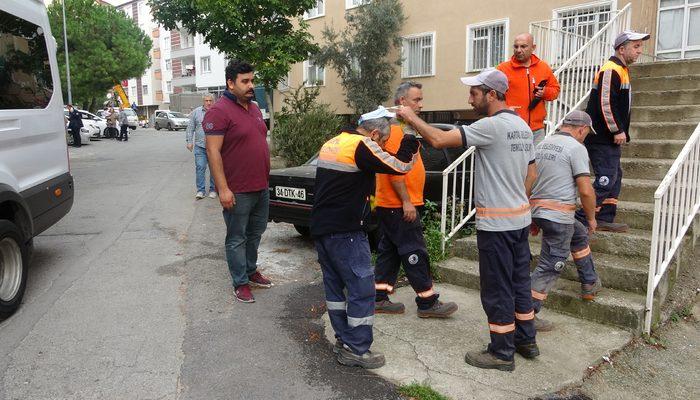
[581,278,602,301]
[234,284,255,303]
[417,300,458,318]
[248,271,273,288]
[597,221,629,233]
[375,299,405,314]
[534,315,554,332]
[336,347,386,369]
[464,350,514,372]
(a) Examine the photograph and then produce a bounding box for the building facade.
[274,0,695,120]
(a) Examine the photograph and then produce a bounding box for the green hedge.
[273,105,342,167]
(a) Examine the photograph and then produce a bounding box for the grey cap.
[562,110,596,134]
[614,30,650,49]
[460,69,509,95]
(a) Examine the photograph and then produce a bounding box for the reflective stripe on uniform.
[530,199,577,213]
[515,310,535,321]
[488,322,516,334]
[600,69,620,133]
[416,288,435,298]
[375,283,394,293]
[476,203,530,219]
[318,132,362,172]
[326,301,347,311]
[531,289,547,301]
[602,198,618,205]
[360,136,416,173]
[571,246,591,260]
[348,315,375,328]
[317,159,361,172]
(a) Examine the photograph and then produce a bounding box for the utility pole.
[61,0,72,104]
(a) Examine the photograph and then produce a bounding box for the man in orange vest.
[497,33,560,146]
[374,82,458,318]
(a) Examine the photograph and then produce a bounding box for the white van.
[0,0,74,316]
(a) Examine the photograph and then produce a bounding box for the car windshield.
[169,112,186,118]
[121,109,136,116]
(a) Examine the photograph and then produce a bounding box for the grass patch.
[398,382,451,400]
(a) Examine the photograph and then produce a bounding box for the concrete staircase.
[437,59,700,333]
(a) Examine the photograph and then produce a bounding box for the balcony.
[172,65,196,88]
[170,45,195,60]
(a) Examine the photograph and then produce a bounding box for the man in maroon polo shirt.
[203,60,273,303]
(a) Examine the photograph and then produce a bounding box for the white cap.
[358,106,396,124]
[614,30,650,49]
[460,69,509,95]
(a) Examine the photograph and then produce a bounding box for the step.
[629,122,698,141]
[633,74,700,91]
[631,105,700,123]
[621,157,674,180]
[452,227,651,261]
[436,257,646,331]
[623,139,686,159]
[631,59,700,78]
[619,178,659,204]
[633,89,700,106]
[616,201,654,231]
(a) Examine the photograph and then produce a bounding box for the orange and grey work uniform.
[373,124,437,309]
[530,132,599,312]
[577,56,632,224]
[311,130,419,356]
[459,110,536,362]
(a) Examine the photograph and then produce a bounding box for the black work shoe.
[375,299,405,314]
[581,278,603,301]
[417,300,458,318]
[332,339,344,354]
[336,347,386,369]
[516,343,540,359]
[597,221,629,233]
[534,315,554,332]
[464,350,514,372]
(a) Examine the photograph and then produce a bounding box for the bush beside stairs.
[436,59,700,333]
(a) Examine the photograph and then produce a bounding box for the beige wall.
[274,0,659,115]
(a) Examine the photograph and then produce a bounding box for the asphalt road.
[0,129,400,400]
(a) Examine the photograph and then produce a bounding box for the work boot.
[515,343,540,359]
[534,315,554,332]
[332,339,344,354]
[581,278,603,301]
[336,347,386,369]
[417,300,458,318]
[597,221,629,233]
[375,299,405,314]
[464,350,514,372]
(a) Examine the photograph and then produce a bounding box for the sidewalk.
[323,284,632,400]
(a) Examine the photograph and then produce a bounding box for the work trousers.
[477,228,536,361]
[315,231,375,355]
[576,143,622,223]
[530,218,598,313]
[374,207,437,309]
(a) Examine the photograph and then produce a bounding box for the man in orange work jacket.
[497,33,560,146]
[374,82,458,318]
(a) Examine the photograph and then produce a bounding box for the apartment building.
[274,0,697,120]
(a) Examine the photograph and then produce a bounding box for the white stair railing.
[440,146,476,252]
[645,122,700,334]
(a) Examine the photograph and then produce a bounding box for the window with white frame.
[165,59,172,71]
[166,81,172,93]
[201,56,211,73]
[163,35,170,51]
[402,32,435,78]
[304,1,325,19]
[142,84,149,95]
[553,2,613,62]
[466,20,507,72]
[303,60,325,86]
[657,0,700,60]
[278,73,291,91]
[346,0,367,10]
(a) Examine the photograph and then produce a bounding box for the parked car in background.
[154,110,189,131]
[268,124,467,242]
[63,108,98,142]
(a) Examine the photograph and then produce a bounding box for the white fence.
[440,146,476,252]
[645,123,700,334]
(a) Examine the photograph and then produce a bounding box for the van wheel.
[0,220,28,318]
[167,123,173,131]
[293,224,310,237]
[155,123,160,131]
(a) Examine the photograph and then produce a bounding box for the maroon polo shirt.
[203,91,269,193]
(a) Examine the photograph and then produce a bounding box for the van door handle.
[0,119,20,132]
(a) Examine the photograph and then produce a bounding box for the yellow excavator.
[112,83,130,109]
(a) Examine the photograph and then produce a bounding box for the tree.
[47,0,152,111]
[148,0,319,127]
[313,0,406,115]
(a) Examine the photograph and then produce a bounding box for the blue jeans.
[194,145,215,193]
[222,190,269,287]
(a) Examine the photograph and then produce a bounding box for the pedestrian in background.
[66,104,82,148]
[497,33,560,146]
[203,60,272,304]
[186,93,216,200]
[575,31,650,233]
[311,108,419,370]
[106,107,118,138]
[397,69,538,372]
[117,108,129,142]
[374,82,458,318]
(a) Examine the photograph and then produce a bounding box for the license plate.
[276,186,306,201]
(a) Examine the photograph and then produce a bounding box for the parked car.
[64,108,115,139]
[1,0,74,316]
[63,109,97,143]
[154,110,189,131]
[268,124,468,240]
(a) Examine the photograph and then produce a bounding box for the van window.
[0,10,54,110]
